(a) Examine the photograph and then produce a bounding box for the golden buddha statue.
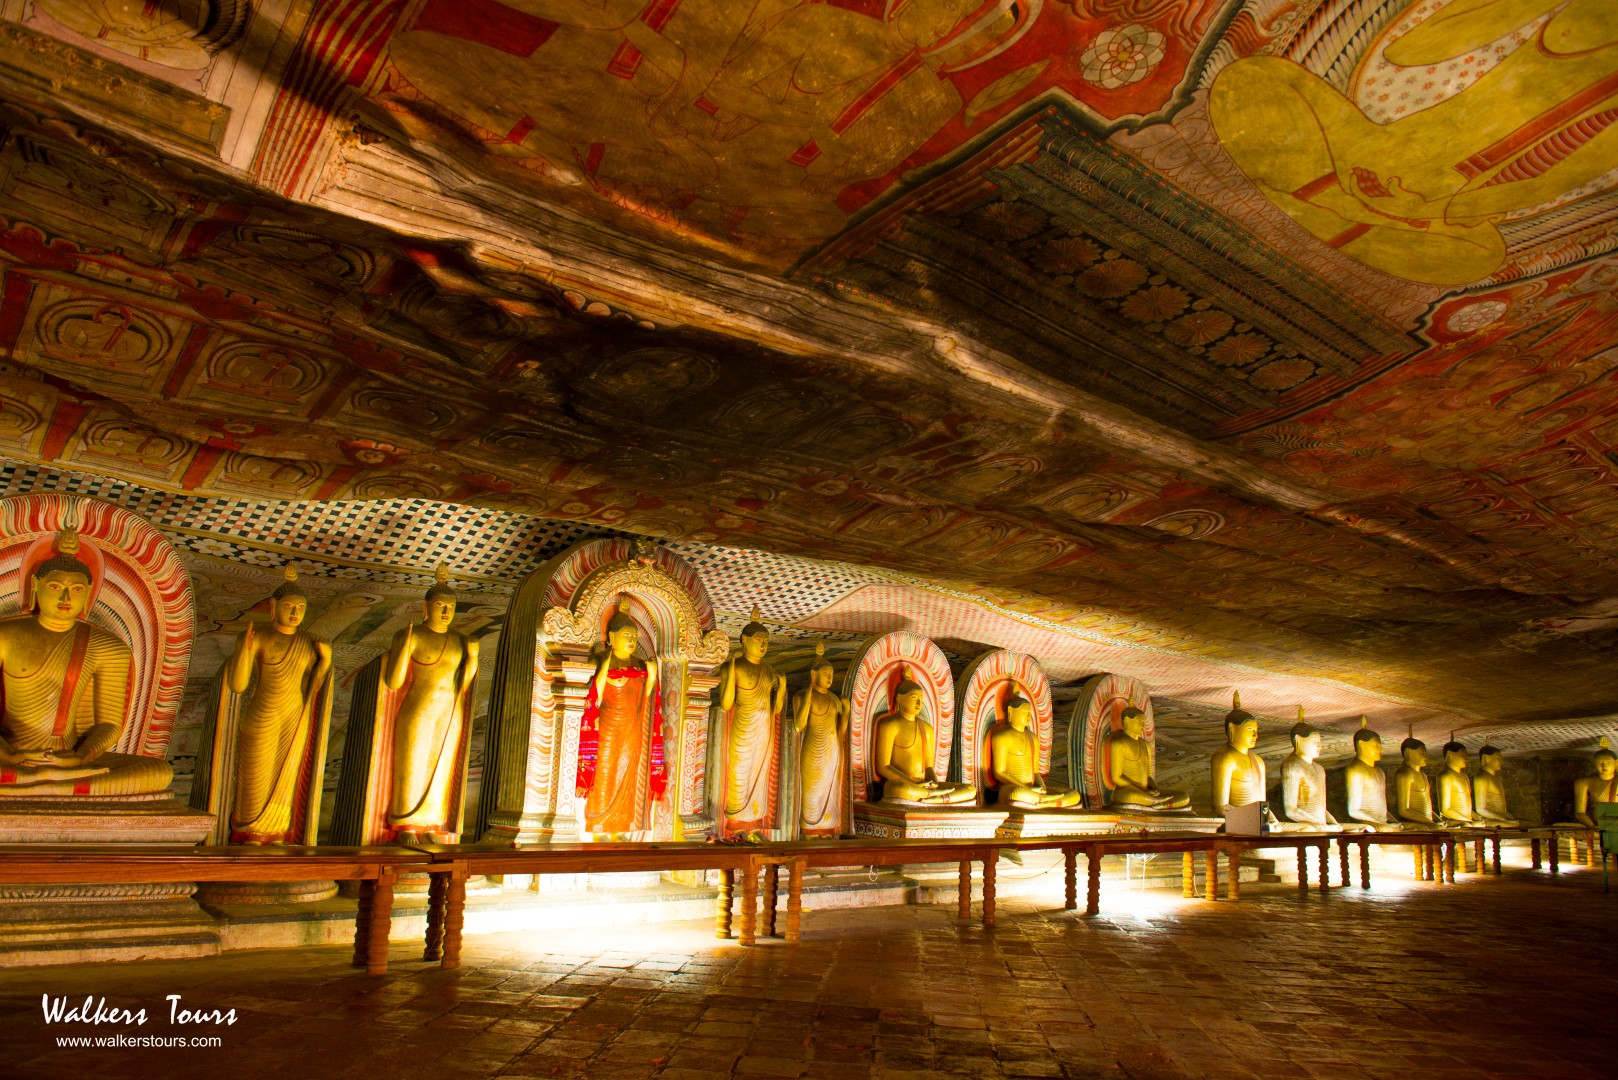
[872,666,975,805]
[1436,737,1486,827]
[791,641,847,839]
[1393,733,1441,826]
[1471,744,1519,827]
[1210,693,1266,815]
[1572,738,1617,829]
[577,597,663,838]
[379,565,478,844]
[1279,713,1344,832]
[221,566,333,844]
[1344,718,1401,830]
[0,521,170,796]
[986,691,1083,809]
[717,607,787,839]
[1103,706,1190,811]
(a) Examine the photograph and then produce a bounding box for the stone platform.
[994,808,1118,838]
[0,795,215,844]
[851,801,1008,838]
[1113,810,1226,834]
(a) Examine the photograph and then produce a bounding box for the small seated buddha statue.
[1470,744,1518,827]
[1572,738,1617,829]
[872,666,975,805]
[986,692,1083,809]
[1393,733,1441,826]
[1210,692,1266,816]
[1278,715,1345,832]
[1344,718,1401,831]
[1436,738,1486,828]
[1104,706,1190,811]
[0,521,171,797]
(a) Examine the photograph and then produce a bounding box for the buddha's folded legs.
[0,752,170,797]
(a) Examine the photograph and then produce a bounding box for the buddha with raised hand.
[1344,718,1400,830]
[1394,733,1441,826]
[1210,693,1266,815]
[986,691,1083,809]
[1471,745,1518,827]
[1573,738,1617,829]
[0,520,171,796]
[1104,706,1189,811]
[872,666,975,805]
[1279,713,1344,832]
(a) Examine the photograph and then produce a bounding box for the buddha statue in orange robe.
[576,597,663,837]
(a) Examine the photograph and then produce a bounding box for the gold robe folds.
[719,663,780,836]
[796,693,844,838]
[385,646,472,837]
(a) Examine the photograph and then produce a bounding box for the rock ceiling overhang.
[0,0,1615,745]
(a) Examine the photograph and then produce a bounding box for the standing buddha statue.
[218,566,334,844]
[716,607,786,839]
[1572,738,1617,828]
[1210,692,1266,815]
[0,520,171,796]
[986,691,1083,809]
[791,641,847,838]
[1393,732,1440,826]
[577,598,663,837]
[1344,718,1401,830]
[1279,712,1344,832]
[1103,706,1190,811]
[378,565,478,843]
[1471,744,1519,827]
[872,666,975,804]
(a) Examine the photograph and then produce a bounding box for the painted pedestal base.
[995,809,1119,838]
[0,798,220,966]
[1112,811,1226,834]
[852,800,1008,838]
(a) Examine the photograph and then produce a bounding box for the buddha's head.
[1594,741,1616,782]
[1290,722,1320,762]
[892,0,981,49]
[893,670,925,721]
[1120,706,1146,740]
[739,607,769,664]
[808,640,834,692]
[606,597,639,661]
[270,566,308,634]
[1479,745,1503,776]
[1352,722,1383,766]
[1225,715,1258,753]
[1400,736,1428,769]
[422,564,457,633]
[31,521,93,628]
[1004,695,1032,732]
[1442,740,1468,773]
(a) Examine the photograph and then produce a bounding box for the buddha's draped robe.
[230,632,326,843]
[386,633,471,837]
[723,661,779,832]
[798,691,842,837]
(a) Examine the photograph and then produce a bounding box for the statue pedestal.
[0,796,221,967]
[852,800,1008,839]
[995,809,1118,839]
[1113,810,1226,834]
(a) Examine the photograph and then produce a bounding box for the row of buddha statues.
[3,511,1617,849]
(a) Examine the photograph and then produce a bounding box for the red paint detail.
[51,626,91,739]
[1291,173,1337,201]
[830,52,923,136]
[308,370,357,420]
[1,770,15,784]
[411,0,559,56]
[39,400,89,461]
[313,465,360,499]
[160,323,213,398]
[607,40,643,79]
[72,781,91,796]
[503,115,537,144]
[1327,223,1372,248]
[0,273,34,354]
[364,258,416,296]
[694,96,719,116]
[1457,66,1618,179]
[639,0,682,31]
[789,140,821,167]
[179,444,226,491]
[584,142,606,178]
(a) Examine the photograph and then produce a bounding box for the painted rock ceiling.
[0,0,1616,756]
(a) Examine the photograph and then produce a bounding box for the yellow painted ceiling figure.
[1210,0,1618,285]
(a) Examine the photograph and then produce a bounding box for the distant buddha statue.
[1104,706,1189,811]
[791,641,847,838]
[1344,718,1400,830]
[378,565,478,843]
[1210,693,1266,815]
[1572,738,1617,829]
[220,566,333,844]
[1279,714,1343,832]
[0,521,170,796]
[872,666,975,805]
[716,608,787,839]
[986,691,1083,809]
[577,597,664,838]
[1393,733,1440,826]
[1436,738,1485,827]
[1471,744,1518,827]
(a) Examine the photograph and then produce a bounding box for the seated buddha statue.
[1393,735,1441,826]
[1210,693,1267,816]
[1103,706,1189,811]
[872,667,975,805]
[1436,738,1486,827]
[1344,718,1401,830]
[1279,718,1345,832]
[1572,738,1617,828]
[1470,744,1519,826]
[0,522,171,797]
[986,693,1082,809]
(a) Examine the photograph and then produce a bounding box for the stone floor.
[2,863,1614,1080]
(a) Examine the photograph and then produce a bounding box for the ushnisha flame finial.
[435,563,450,586]
[814,639,825,658]
[57,499,82,556]
[1232,690,1241,710]
[1602,736,1612,750]
[750,604,762,622]
[1359,715,1368,729]
[618,595,632,615]
[283,564,298,585]
[1297,704,1305,722]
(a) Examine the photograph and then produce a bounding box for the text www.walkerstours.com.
[56,1035,222,1048]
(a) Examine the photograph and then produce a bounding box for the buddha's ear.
[27,573,38,612]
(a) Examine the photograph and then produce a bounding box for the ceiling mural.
[0,0,1614,752]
